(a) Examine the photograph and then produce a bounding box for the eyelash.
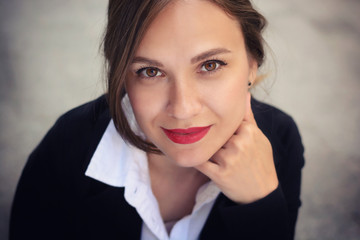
[135,66,162,79]
[134,59,228,79]
[199,59,227,74]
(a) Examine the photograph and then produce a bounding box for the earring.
[248,81,252,87]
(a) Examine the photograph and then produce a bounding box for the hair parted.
[103,0,267,153]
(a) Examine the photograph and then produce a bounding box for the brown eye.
[145,68,159,77]
[136,67,163,79]
[204,62,217,71]
[201,60,225,73]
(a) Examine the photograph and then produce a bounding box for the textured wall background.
[1,0,359,239]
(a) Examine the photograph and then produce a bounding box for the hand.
[195,92,278,204]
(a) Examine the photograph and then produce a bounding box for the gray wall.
[1,0,359,239]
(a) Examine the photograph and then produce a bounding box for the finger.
[242,92,257,125]
[194,160,220,180]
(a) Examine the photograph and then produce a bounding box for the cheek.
[206,74,248,123]
[219,88,247,129]
[126,85,166,132]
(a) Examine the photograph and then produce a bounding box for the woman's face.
[126,0,258,167]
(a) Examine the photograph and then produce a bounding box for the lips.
[162,126,211,144]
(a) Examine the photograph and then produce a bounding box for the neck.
[147,152,210,222]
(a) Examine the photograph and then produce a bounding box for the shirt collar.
[85,119,149,187]
[85,93,147,186]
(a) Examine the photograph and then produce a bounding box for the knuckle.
[229,135,243,151]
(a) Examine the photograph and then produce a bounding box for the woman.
[10,0,304,239]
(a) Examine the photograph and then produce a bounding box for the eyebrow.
[132,48,231,67]
[190,48,231,64]
[132,57,164,67]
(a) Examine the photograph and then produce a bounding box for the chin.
[164,147,215,168]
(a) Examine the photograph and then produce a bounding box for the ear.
[248,58,258,85]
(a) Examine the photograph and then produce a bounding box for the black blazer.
[10,95,305,240]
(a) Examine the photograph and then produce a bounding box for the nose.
[166,79,202,120]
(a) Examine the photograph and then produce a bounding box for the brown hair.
[103,0,267,153]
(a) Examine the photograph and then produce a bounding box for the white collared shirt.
[85,120,221,240]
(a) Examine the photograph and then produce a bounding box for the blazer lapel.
[74,96,143,239]
[75,180,143,240]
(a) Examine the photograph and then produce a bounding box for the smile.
[161,126,212,144]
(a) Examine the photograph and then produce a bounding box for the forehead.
[135,0,245,58]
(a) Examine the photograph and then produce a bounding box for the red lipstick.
[162,126,211,144]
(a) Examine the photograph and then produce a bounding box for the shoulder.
[252,98,303,146]
[10,95,118,239]
[28,95,111,177]
[252,98,297,130]
[53,94,110,133]
[46,94,110,142]
[251,98,304,167]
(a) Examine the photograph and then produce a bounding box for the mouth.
[161,126,212,144]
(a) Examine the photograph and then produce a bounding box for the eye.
[145,68,160,77]
[136,67,162,78]
[200,60,226,72]
[203,61,218,71]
